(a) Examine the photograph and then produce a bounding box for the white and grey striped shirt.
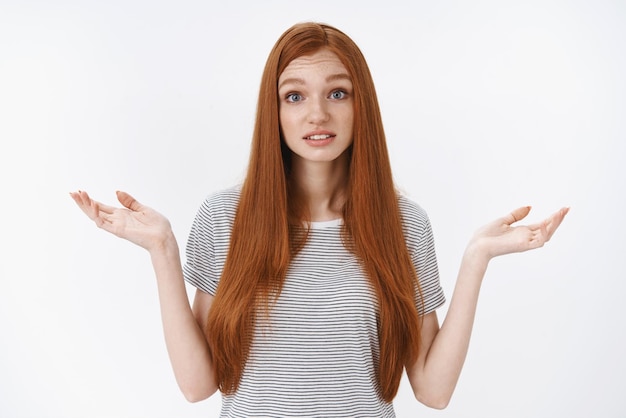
[184,186,445,417]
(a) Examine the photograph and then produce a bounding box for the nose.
[307,96,330,125]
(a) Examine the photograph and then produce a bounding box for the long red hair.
[206,22,423,402]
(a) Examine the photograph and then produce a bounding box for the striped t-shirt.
[183,186,445,417]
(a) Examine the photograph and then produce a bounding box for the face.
[278,49,354,167]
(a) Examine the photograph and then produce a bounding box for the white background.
[1,0,625,417]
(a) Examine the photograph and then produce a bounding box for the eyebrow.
[278,73,352,90]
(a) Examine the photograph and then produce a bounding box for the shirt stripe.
[183,186,445,417]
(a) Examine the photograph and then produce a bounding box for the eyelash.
[330,90,347,100]
[284,89,349,103]
[285,93,302,103]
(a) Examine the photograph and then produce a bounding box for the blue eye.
[330,90,347,100]
[286,93,302,102]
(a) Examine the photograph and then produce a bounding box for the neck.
[290,153,349,222]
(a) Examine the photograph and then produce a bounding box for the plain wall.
[1,0,624,417]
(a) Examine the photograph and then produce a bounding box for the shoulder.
[197,185,241,214]
[397,193,431,231]
[203,184,241,208]
[184,186,242,294]
[397,193,437,254]
[191,185,242,229]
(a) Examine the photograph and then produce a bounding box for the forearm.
[150,236,217,401]
[408,206,568,408]
[409,244,489,408]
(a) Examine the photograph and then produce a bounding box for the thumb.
[505,206,532,225]
[116,191,142,211]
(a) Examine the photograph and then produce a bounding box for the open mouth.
[305,134,334,140]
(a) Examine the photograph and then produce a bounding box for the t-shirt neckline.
[308,218,343,229]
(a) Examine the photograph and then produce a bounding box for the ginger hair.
[205,22,423,402]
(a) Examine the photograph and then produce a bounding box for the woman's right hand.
[70,190,174,253]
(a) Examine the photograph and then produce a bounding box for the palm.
[473,206,569,259]
[70,190,172,251]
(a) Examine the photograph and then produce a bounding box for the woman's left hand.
[471,206,569,260]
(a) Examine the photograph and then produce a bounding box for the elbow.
[414,390,452,410]
[181,383,218,403]
[183,391,209,403]
[424,398,450,410]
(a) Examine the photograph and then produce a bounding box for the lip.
[302,130,336,140]
[302,130,336,147]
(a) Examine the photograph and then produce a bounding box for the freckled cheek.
[343,111,355,138]
[278,110,298,140]
[280,108,305,128]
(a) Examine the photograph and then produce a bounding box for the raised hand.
[471,206,570,260]
[70,190,174,253]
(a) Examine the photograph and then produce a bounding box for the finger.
[86,193,108,215]
[76,191,120,215]
[538,219,550,244]
[92,209,116,232]
[79,191,101,213]
[116,191,142,212]
[70,191,118,234]
[70,192,91,219]
[69,191,84,207]
[544,207,570,241]
[70,191,99,220]
[89,199,108,225]
[70,190,90,208]
[95,201,117,215]
[523,220,546,232]
[78,192,116,222]
[504,206,532,225]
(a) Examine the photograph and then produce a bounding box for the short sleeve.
[183,187,240,295]
[398,196,446,315]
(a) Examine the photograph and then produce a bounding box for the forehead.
[279,49,349,81]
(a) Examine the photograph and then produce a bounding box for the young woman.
[70,22,568,417]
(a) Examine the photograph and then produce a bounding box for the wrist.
[463,239,492,271]
[149,230,179,259]
[148,232,184,287]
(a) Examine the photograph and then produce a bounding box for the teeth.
[307,134,331,140]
